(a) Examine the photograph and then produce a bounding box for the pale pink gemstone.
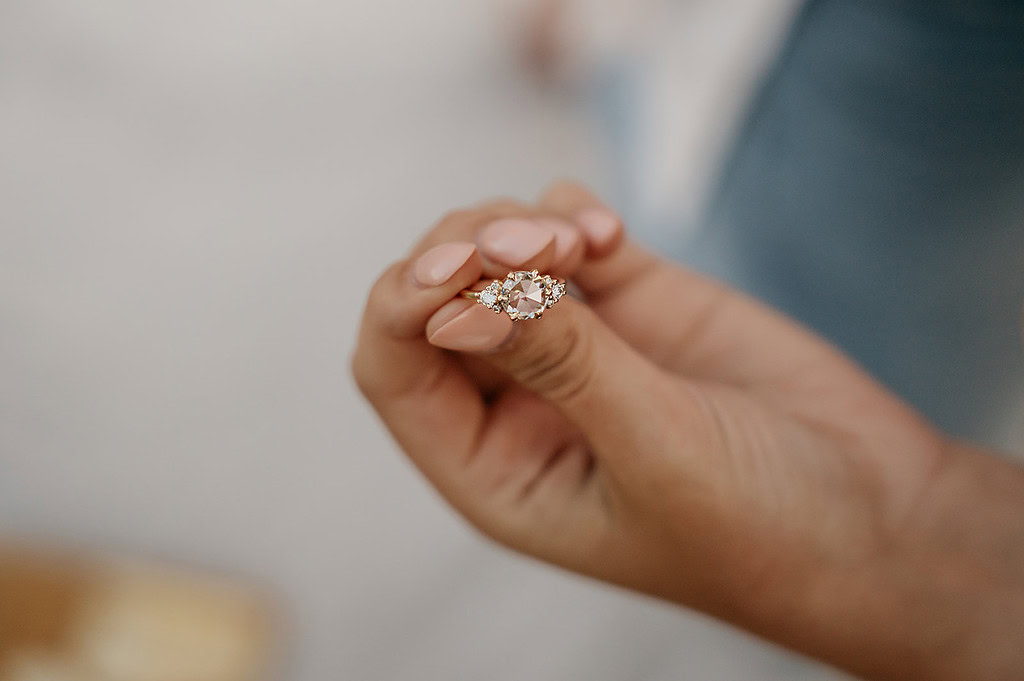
[507,276,546,317]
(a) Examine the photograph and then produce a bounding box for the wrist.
[894,440,1024,680]
[798,440,1024,681]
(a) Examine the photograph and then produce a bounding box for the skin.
[351,181,1024,681]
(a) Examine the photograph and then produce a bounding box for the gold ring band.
[461,270,565,322]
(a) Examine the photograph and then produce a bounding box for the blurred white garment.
[522,0,800,228]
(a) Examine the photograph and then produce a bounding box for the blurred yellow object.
[0,546,274,681]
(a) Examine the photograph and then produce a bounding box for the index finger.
[352,241,499,507]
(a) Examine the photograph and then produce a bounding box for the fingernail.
[412,242,476,287]
[575,206,621,247]
[538,217,582,264]
[478,218,554,266]
[428,304,513,352]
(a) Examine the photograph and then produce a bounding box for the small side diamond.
[546,282,565,307]
[480,288,498,308]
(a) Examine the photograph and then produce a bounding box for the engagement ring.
[460,270,566,321]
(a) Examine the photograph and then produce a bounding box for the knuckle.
[349,347,379,400]
[542,177,579,195]
[540,178,587,203]
[458,503,534,556]
[423,207,496,247]
[434,207,477,230]
[474,197,530,216]
[368,260,405,302]
[366,260,410,337]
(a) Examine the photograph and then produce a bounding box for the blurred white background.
[0,1,851,679]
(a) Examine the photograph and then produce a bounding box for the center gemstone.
[506,275,546,318]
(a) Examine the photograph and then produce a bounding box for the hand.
[352,181,1024,681]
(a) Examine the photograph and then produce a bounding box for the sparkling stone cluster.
[476,270,566,321]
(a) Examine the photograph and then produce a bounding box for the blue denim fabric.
[683,0,1024,443]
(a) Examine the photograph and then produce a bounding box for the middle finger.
[411,200,584,279]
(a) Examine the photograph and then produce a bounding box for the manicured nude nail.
[428,304,513,352]
[538,217,582,264]
[478,218,554,266]
[575,206,621,247]
[412,242,476,287]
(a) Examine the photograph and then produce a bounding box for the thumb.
[426,293,693,469]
